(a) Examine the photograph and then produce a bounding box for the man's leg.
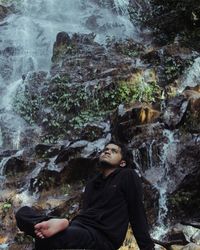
[15,206,53,237]
[15,206,96,249]
[34,224,96,250]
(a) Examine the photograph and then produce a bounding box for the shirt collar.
[101,168,122,180]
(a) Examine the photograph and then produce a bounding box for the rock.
[170,245,186,250]
[54,32,71,47]
[60,157,97,183]
[35,144,60,158]
[181,86,200,132]
[48,193,82,218]
[163,225,188,246]
[119,227,140,250]
[167,135,200,214]
[0,149,18,159]
[51,32,142,84]
[25,71,48,86]
[30,157,97,193]
[162,95,189,129]
[55,146,83,164]
[80,124,106,141]
[181,243,200,250]
[0,235,7,244]
[176,225,199,243]
[191,230,200,245]
[81,136,111,157]
[52,32,71,61]
[111,103,160,141]
[30,168,62,192]
[181,222,200,230]
[164,44,193,60]
[0,5,11,20]
[155,244,167,250]
[35,144,53,155]
[142,178,159,225]
[4,157,26,176]
[85,15,99,30]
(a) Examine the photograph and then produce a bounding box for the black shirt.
[73,168,154,250]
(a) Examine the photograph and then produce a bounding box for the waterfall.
[0,0,142,150]
[113,0,129,14]
[133,129,178,239]
[152,129,178,239]
[179,57,200,91]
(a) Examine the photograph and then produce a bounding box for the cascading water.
[179,57,200,92]
[0,0,145,221]
[133,129,179,239]
[151,130,178,239]
[0,0,143,150]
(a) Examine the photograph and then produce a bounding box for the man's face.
[99,143,126,168]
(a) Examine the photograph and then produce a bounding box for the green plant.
[13,73,161,141]
[1,199,12,216]
[99,79,160,109]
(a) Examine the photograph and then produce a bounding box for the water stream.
[151,130,178,239]
[133,129,179,239]
[0,0,143,150]
[0,0,193,244]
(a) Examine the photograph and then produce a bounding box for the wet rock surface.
[0,3,200,249]
[0,5,12,21]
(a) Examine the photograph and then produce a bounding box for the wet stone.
[4,157,26,176]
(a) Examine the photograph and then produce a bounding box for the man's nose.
[105,149,111,154]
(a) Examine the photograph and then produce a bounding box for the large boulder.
[3,157,26,176]
[0,5,11,20]
[181,85,200,132]
[111,103,160,141]
[162,95,189,129]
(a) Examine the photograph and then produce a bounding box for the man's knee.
[15,206,32,219]
[15,206,35,235]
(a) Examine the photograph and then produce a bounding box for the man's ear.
[120,160,126,168]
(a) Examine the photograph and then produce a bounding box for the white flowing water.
[133,129,178,239]
[0,0,142,149]
[152,130,178,239]
[179,57,200,92]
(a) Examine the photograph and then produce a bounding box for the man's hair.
[105,141,134,168]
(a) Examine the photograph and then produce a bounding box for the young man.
[16,142,154,250]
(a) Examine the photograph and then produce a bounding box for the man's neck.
[101,168,117,177]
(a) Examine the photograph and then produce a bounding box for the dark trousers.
[15,206,113,250]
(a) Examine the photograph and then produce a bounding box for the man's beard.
[97,160,116,169]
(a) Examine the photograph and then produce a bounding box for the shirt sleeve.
[122,169,155,250]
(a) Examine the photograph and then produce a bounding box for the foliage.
[99,79,160,110]
[1,199,12,218]
[13,75,161,141]
[13,85,43,125]
[112,39,144,58]
[2,201,12,212]
[129,0,200,47]
[169,190,200,217]
[163,56,193,83]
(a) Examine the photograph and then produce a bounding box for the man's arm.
[123,169,154,250]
